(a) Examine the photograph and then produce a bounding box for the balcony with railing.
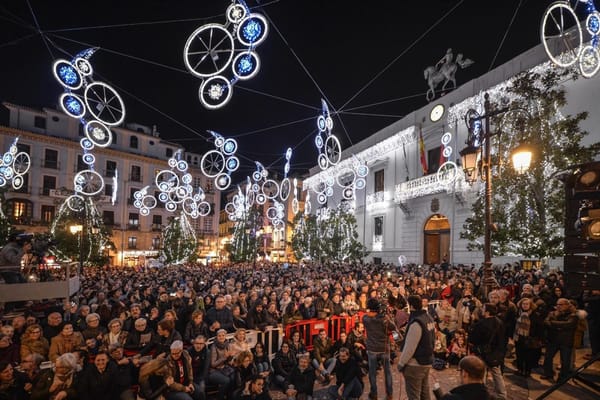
[366,190,392,213]
[394,170,466,203]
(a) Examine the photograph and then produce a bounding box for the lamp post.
[459,93,534,298]
[69,224,83,271]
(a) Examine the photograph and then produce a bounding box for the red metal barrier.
[284,312,366,350]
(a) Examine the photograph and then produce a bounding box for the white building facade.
[0,103,220,266]
[304,43,600,267]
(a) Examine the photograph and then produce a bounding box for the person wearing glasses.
[189,335,210,400]
[236,375,271,400]
[20,325,49,361]
[125,318,156,354]
[31,352,79,400]
[166,340,201,400]
[541,298,578,383]
[81,313,105,343]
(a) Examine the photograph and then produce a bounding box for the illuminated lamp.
[511,142,534,174]
[459,145,481,184]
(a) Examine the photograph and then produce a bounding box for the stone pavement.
[268,348,600,400]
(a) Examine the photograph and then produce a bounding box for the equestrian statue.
[424,48,474,101]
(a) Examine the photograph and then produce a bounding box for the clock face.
[430,104,445,122]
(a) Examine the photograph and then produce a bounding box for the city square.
[1,1,600,400]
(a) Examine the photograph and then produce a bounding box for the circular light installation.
[183,1,269,109]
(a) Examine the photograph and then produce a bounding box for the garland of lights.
[541,1,600,78]
[52,47,125,212]
[183,0,268,109]
[133,149,211,219]
[0,138,31,190]
[309,99,368,205]
[303,126,414,192]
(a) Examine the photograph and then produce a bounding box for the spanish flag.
[419,127,428,174]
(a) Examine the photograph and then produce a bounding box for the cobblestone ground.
[268,348,600,400]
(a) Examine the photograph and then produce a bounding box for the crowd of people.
[0,260,598,400]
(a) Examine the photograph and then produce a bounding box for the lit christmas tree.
[162,212,198,264]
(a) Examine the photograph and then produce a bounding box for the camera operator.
[0,233,30,284]
[362,298,396,400]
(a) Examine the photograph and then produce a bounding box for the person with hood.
[436,356,490,400]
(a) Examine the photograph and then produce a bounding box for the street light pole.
[460,93,535,299]
[482,95,495,298]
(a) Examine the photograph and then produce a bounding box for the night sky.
[0,0,551,180]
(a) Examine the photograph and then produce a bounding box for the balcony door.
[423,214,450,265]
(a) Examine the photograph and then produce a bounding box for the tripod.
[536,352,600,400]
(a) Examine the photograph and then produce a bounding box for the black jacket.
[440,383,490,400]
[77,363,119,400]
[285,366,316,396]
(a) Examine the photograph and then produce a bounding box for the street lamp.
[459,93,535,298]
[69,224,83,270]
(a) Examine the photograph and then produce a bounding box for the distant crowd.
[0,260,598,400]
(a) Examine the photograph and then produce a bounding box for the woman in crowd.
[19,352,45,390]
[230,329,251,359]
[288,331,308,359]
[138,354,171,400]
[271,341,296,391]
[232,305,249,330]
[282,303,302,328]
[48,323,85,363]
[232,350,256,397]
[252,342,271,382]
[208,329,234,400]
[184,310,209,344]
[100,318,128,351]
[0,360,29,400]
[447,329,468,366]
[436,299,458,339]
[514,297,544,377]
[31,352,79,400]
[81,313,105,342]
[0,333,19,367]
[77,351,118,400]
[20,325,49,361]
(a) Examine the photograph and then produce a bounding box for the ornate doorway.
[424,214,450,265]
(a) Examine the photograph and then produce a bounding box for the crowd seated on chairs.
[0,260,598,399]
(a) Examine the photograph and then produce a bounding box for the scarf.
[514,311,531,340]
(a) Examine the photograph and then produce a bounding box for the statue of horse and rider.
[424,48,473,101]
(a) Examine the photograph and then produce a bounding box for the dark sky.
[0,0,551,179]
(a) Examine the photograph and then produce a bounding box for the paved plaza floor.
[268,348,600,400]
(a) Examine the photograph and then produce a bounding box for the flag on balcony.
[419,127,428,174]
[439,144,446,167]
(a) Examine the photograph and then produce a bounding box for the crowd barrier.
[284,312,366,350]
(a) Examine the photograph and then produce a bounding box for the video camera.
[16,233,57,257]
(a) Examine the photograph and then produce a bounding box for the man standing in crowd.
[397,295,435,400]
[436,356,490,400]
[363,298,395,400]
[542,297,578,382]
[468,303,506,400]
